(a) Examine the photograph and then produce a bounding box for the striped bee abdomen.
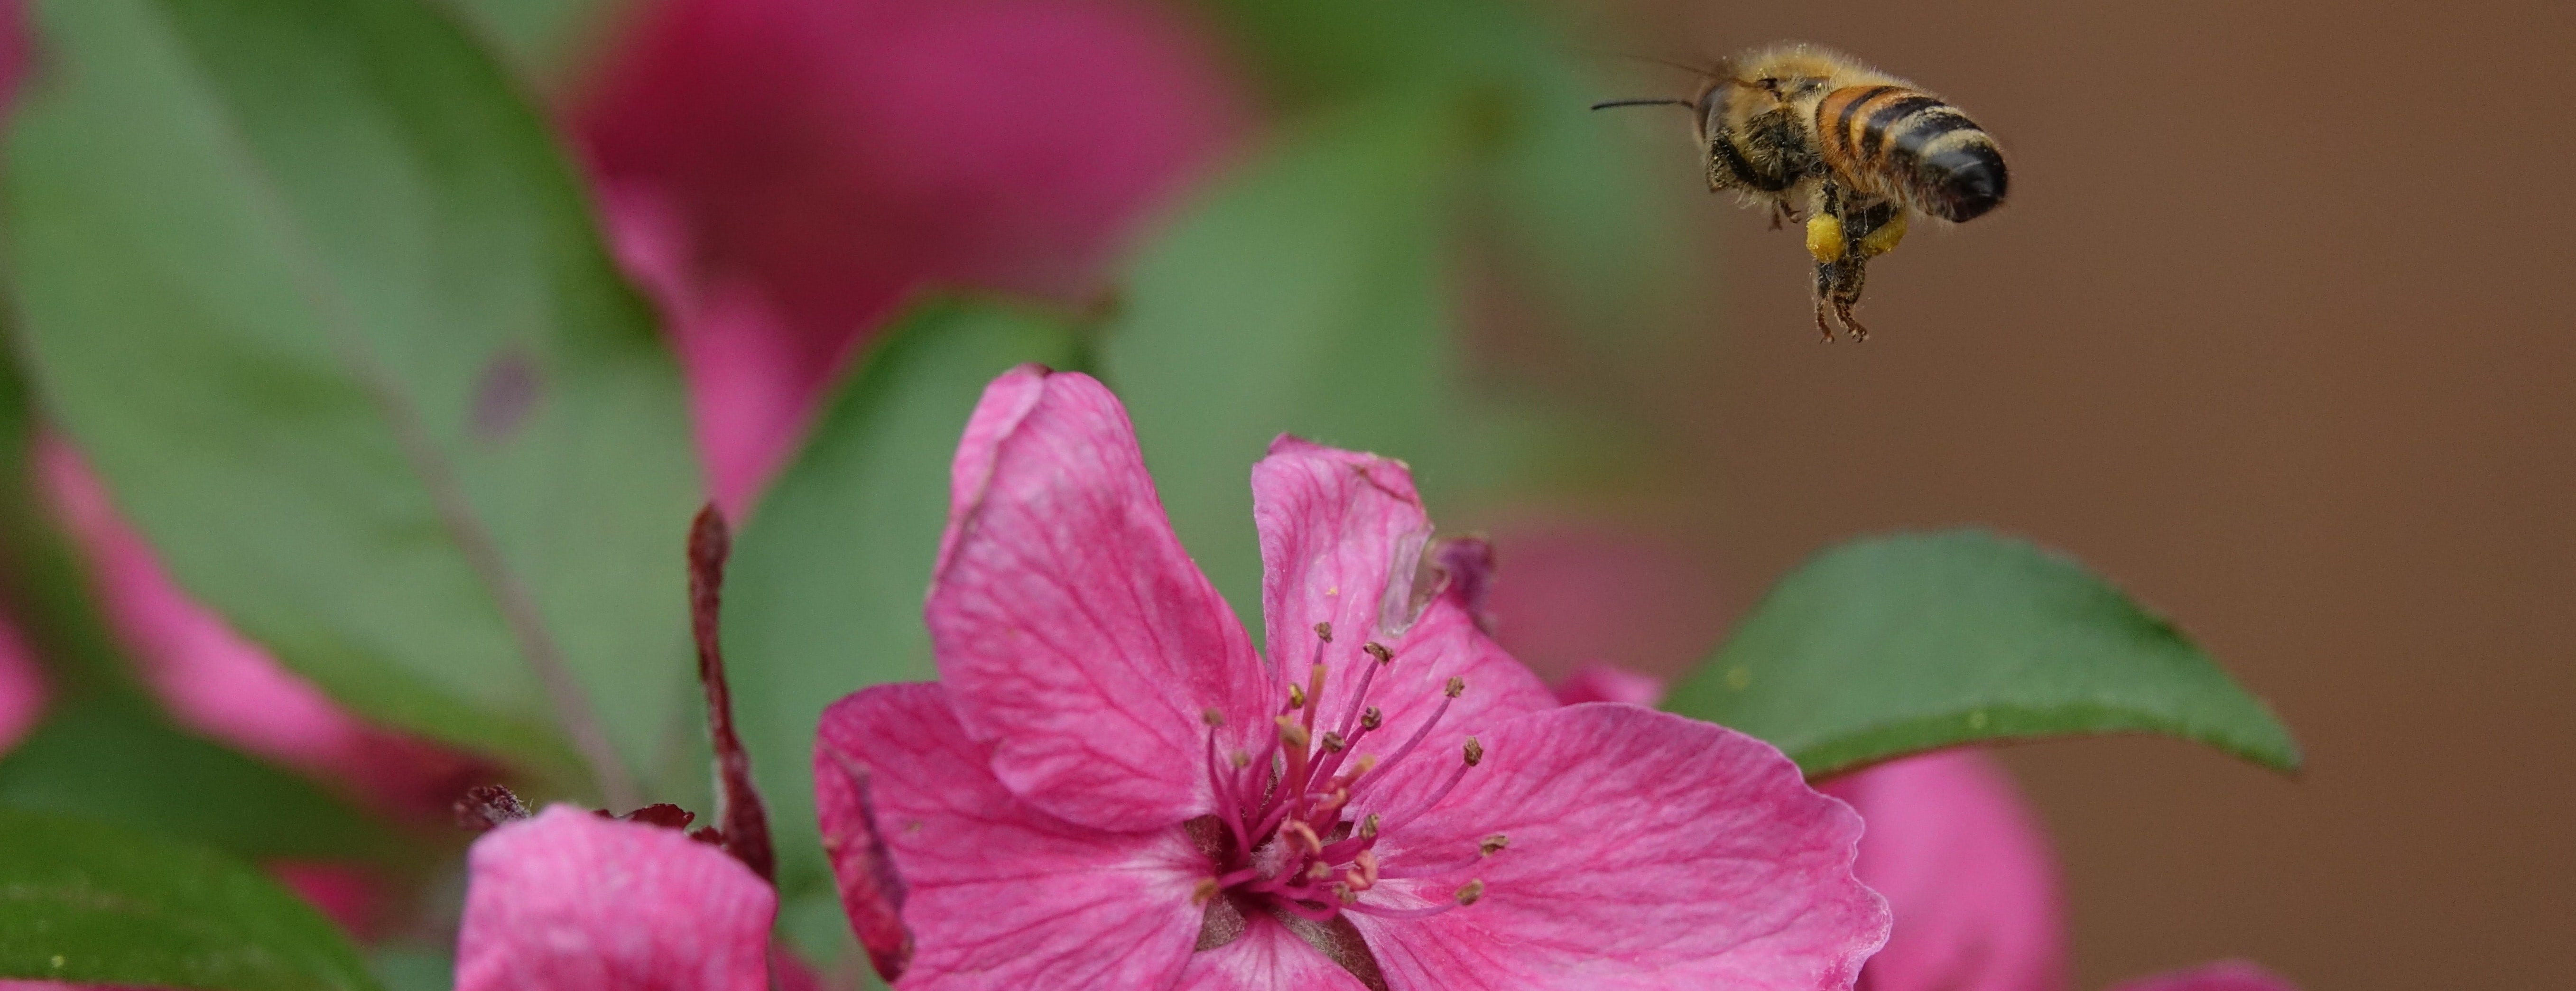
[1816,84,2009,222]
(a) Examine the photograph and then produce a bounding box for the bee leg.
[1814,253,1871,342]
[1812,265,1838,343]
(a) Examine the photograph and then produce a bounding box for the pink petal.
[266,861,385,941]
[1819,751,2066,991]
[814,684,1205,989]
[925,369,1268,831]
[1171,912,1374,991]
[38,438,480,818]
[1547,661,1664,707]
[1251,439,1557,745]
[0,614,46,756]
[1352,704,1888,990]
[456,805,774,991]
[2105,961,2298,991]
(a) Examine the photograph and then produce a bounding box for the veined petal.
[456,806,773,991]
[1172,911,1377,991]
[815,684,1206,989]
[2106,961,2299,991]
[1252,440,1554,744]
[928,369,1268,830]
[1819,750,2065,991]
[1351,704,1887,990]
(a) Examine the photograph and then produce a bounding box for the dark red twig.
[690,504,776,883]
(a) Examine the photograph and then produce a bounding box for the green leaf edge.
[1672,528,2305,779]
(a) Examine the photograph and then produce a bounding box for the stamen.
[1333,882,1357,904]
[1361,707,1383,731]
[1286,684,1306,709]
[1379,740,1483,834]
[1320,732,1347,753]
[1229,750,1251,769]
[1455,880,1486,906]
[1463,737,1484,767]
[1315,621,1334,643]
[1280,820,1325,857]
[1201,708,1225,727]
[1362,641,1394,665]
[1444,676,1465,698]
[1192,878,1221,905]
[1355,680,1466,789]
[1479,834,1510,856]
[1277,718,1311,750]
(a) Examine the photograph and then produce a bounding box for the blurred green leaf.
[438,0,626,80]
[1663,530,2303,778]
[0,809,384,991]
[367,946,454,991]
[1101,97,1465,621]
[5,0,706,799]
[720,297,1082,955]
[0,699,420,866]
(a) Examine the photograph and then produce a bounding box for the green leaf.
[0,699,421,866]
[0,809,384,990]
[720,298,1082,953]
[438,0,628,81]
[1100,96,1466,621]
[5,0,706,798]
[1663,530,2302,777]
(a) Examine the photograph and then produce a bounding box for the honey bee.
[1595,44,2009,341]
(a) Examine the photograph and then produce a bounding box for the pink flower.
[1823,751,2066,991]
[37,436,482,819]
[576,0,1239,510]
[455,805,778,991]
[1828,751,2299,991]
[811,367,1887,989]
[0,613,44,756]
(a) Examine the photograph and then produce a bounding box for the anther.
[1320,732,1348,753]
[1359,813,1381,839]
[1479,834,1510,856]
[1287,684,1306,709]
[1333,881,1357,904]
[1463,737,1484,767]
[1361,706,1383,731]
[1307,861,1333,881]
[1444,676,1465,699]
[1201,708,1224,727]
[1282,820,1325,856]
[1193,878,1221,906]
[1229,750,1251,769]
[1455,880,1486,907]
[1277,719,1310,750]
[1315,621,1334,643]
[1362,641,1393,665]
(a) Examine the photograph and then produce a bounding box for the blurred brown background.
[1557,0,2576,986]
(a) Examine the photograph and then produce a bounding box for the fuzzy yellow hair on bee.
[1595,44,2009,341]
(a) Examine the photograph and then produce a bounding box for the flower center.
[1190,621,1502,928]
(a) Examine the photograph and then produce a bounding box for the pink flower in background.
[1825,751,2067,991]
[1830,750,2300,991]
[811,368,1887,989]
[37,437,481,819]
[1481,521,1729,685]
[0,617,43,756]
[455,805,777,991]
[577,0,1239,511]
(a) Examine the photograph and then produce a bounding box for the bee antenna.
[1589,98,1696,111]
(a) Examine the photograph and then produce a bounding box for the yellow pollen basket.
[1805,213,1844,263]
[1858,209,1908,258]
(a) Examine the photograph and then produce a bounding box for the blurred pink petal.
[0,614,44,756]
[1823,750,2066,991]
[266,861,386,941]
[578,0,1239,509]
[457,804,776,991]
[37,436,481,818]
[1483,521,1729,684]
[2104,962,2298,991]
[1547,661,1664,707]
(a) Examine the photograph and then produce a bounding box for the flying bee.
[1595,44,2009,341]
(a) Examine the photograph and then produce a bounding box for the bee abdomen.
[1816,84,2009,222]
